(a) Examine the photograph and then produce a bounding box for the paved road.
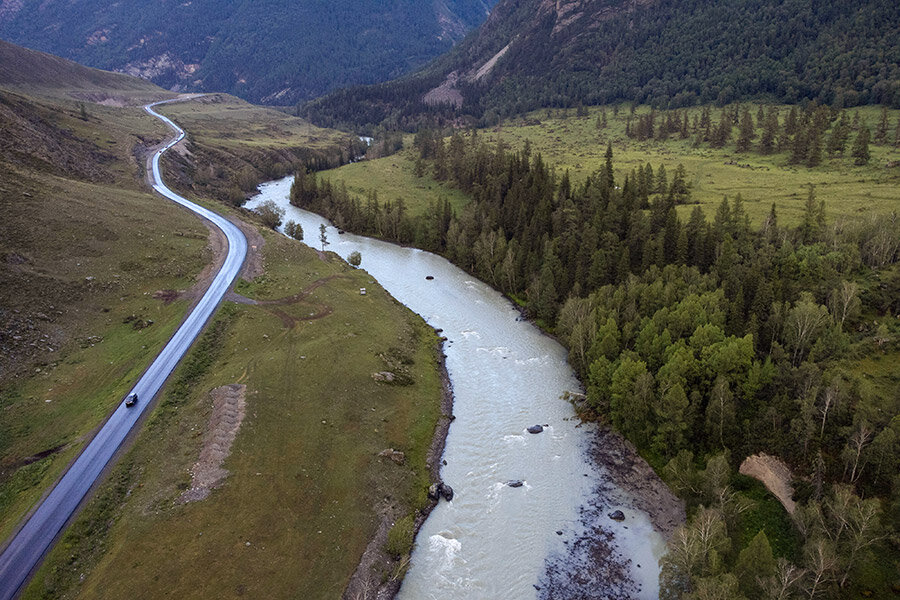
[0,99,248,600]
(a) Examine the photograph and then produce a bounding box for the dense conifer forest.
[302,0,900,131]
[290,103,900,596]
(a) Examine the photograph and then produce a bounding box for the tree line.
[621,102,900,166]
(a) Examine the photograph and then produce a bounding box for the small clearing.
[178,384,246,503]
[739,453,796,515]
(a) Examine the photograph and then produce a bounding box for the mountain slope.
[303,0,900,128]
[0,0,496,105]
[0,38,162,99]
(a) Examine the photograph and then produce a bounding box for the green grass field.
[24,231,443,600]
[484,104,900,226]
[318,146,471,217]
[320,104,900,227]
[159,94,348,153]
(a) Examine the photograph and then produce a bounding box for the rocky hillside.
[0,0,496,105]
[302,0,900,129]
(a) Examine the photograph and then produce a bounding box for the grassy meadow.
[321,104,900,227]
[159,94,349,153]
[23,231,443,600]
[318,147,471,217]
[484,104,900,226]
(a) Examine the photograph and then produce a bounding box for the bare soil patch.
[178,384,246,503]
[739,453,796,515]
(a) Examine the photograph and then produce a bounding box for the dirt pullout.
[739,453,796,515]
[178,384,246,503]
[343,337,454,600]
[538,426,684,598]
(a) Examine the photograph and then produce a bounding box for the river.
[246,177,666,599]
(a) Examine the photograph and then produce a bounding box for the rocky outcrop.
[378,448,406,465]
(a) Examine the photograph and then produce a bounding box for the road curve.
[0,99,248,600]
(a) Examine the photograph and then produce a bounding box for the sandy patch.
[739,453,796,514]
[178,384,246,503]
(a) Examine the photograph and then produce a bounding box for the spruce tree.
[806,128,823,167]
[736,108,755,152]
[851,124,871,165]
[874,106,889,144]
[759,108,779,155]
[788,126,808,165]
[826,111,849,155]
[734,531,776,598]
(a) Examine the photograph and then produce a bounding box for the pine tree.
[759,108,779,155]
[874,106,889,144]
[826,111,849,156]
[710,112,731,148]
[788,125,808,165]
[851,124,871,165]
[806,128,823,167]
[736,108,755,152]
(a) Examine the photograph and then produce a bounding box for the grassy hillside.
[0,85,212,541]
[155,94,358,206]
[0,38,165,103]
[1,41,447,598]
[22,229,444,600]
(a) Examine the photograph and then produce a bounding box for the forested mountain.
[0,0,495,105]
[303,0,900,129]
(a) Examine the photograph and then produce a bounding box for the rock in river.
[527,424,544,434]
[429,481,455,502]
[508,480,524,488]
[608,509,625,521]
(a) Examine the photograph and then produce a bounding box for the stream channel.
[246,177,666,599]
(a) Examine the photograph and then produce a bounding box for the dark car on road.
[124,393,138,407]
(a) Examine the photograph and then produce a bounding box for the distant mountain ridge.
[302,0,900,129]
[0,0,496,105]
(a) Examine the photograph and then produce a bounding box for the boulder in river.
[608,509,625,521]
[527,424,544,434]
[508,480,524,488]
[429,481,454,502]
[439,482,454,501]
[425,275,435,280]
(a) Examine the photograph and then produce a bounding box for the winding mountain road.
[0,98,248,600]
